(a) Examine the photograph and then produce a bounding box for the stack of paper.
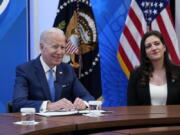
[36,110,107,117]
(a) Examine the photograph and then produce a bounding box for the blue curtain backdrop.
[0,0,28,113]
[91,0,131,106]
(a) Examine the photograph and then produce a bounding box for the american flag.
[65,34,79,54]
[66,39,79,54]
[117,0,180,78]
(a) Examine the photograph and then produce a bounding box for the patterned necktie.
[48,69,55,101]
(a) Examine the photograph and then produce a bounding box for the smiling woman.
[127,30,180,106]
[144,36,166,62]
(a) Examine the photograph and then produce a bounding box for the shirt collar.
[40,56,56,73]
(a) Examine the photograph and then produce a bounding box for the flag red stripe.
[118,45,133,71]
[156,15,180,64]
[129,8,144,36]
[166,5,175,28]
[124,25,140,60]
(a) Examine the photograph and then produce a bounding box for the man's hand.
[47,98,74,111]
[73,98,86,110]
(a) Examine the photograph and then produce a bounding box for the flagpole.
[76,0,82,79]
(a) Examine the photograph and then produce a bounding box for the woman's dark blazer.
[127,66,180,106]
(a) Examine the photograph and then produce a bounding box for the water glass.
[88,101,102,110]
[20,108,36,125]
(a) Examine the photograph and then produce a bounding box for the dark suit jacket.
[127,66,180,106]
[12,56,94,112]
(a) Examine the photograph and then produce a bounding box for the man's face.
[41,33,66,68]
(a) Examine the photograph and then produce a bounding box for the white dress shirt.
[39,56,56,112]
[150,83,167,106]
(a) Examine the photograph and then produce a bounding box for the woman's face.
[144,35,166,62]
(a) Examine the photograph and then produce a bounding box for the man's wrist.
[83,101,89,108]
[40,101,50,112]
[47,101,53,111]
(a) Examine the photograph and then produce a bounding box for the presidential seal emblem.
[53,0,102,99]
[54,0,99,77]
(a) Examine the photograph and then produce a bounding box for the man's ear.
[40,43,44,51]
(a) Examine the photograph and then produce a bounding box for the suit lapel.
[140,83,151,105]
[146,84,151,105]
[166,73,173,104]
[55,64,63,100]
[33,57,51,100]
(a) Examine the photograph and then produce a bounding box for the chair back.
[6,101,13,113]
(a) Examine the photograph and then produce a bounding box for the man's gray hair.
[40,27,65,45]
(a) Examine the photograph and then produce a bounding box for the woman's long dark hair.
[139,30,176,85]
